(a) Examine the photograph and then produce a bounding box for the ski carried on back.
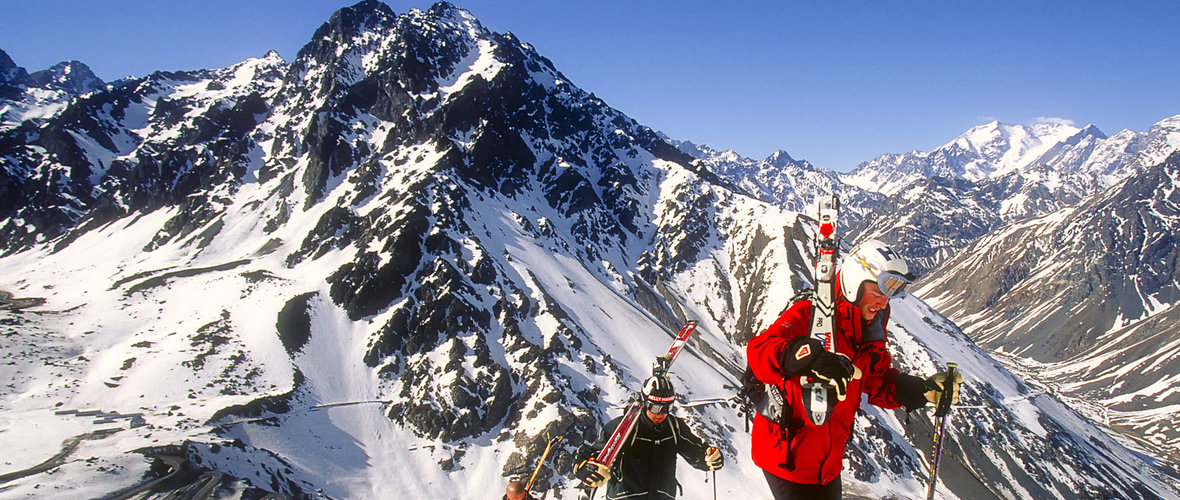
[590,402,643,469]
[801,195,840,425]
[653,320,696,378]
[577,320,698,494]
[738,196,842,429]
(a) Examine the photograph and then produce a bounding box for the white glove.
[924,370,964,406]
[577,460,610,488]
[705,447,723,470]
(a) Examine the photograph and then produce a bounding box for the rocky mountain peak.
[1074,123,1107,140]
[291,0,398,80]
[1150,113,1180,131]
[285,0,492,104]
[426,1,474,21]
[25,60,104,94]
[1131,113,1180,168]
[307,0,398,48]
[1145,113,1180,142]
[941,119,1081,177]
[765,149,798,168]
[0,48,29,85]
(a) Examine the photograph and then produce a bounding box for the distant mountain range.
[916,150,1180,463]
[0,1,1177,499]
[842,118,1179,273]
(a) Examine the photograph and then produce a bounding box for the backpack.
[737,288,814,431]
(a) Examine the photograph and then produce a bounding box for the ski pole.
[926,362,958,500]
[526,432,562,493]
[707,446,718,500]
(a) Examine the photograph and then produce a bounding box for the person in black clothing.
[575,376,724,499]
[502,480,535,500]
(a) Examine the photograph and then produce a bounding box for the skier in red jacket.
[746,239,962,500]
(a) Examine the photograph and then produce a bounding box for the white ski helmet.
[838,239,916,302]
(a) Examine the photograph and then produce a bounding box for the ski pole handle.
[927,361,958,500]
[709,447,718,500]
[934,363,958,418]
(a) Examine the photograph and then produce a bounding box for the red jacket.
[746,287,909,485]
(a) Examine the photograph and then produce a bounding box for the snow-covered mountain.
[0,48,104,132]
[24,60,105,95]
[916,150,1180,465]
[844,116,1180,470]
[845,120,1112,196]
[671,140,885,236]
[842,116,1180,275]
[0,2,1176,499]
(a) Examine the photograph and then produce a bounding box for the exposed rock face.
[0,49,29,86]
[25,60,104,94]
[0,2,1176,498]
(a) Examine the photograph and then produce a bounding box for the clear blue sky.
[3,1,1179,171]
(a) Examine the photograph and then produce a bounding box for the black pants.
[763,470,841,500]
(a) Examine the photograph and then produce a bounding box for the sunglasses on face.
[646,401,672,414]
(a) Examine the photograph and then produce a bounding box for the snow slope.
[0,2,1176,499]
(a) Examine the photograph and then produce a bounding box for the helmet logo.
[795,344,812,360]
[876,246,902,263]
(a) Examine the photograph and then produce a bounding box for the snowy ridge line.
[2,1,1178,498]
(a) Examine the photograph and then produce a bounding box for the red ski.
[653,320,697,378]
[592,401,644,467]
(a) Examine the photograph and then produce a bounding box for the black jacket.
[578,412,711,499]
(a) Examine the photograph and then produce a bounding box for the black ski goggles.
[645,396,674,415]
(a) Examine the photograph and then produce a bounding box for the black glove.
[780,337,859,400]
[812,350,855,381]
[812,351,859,400]
[780,337,855,379]
[779,337,826,377]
